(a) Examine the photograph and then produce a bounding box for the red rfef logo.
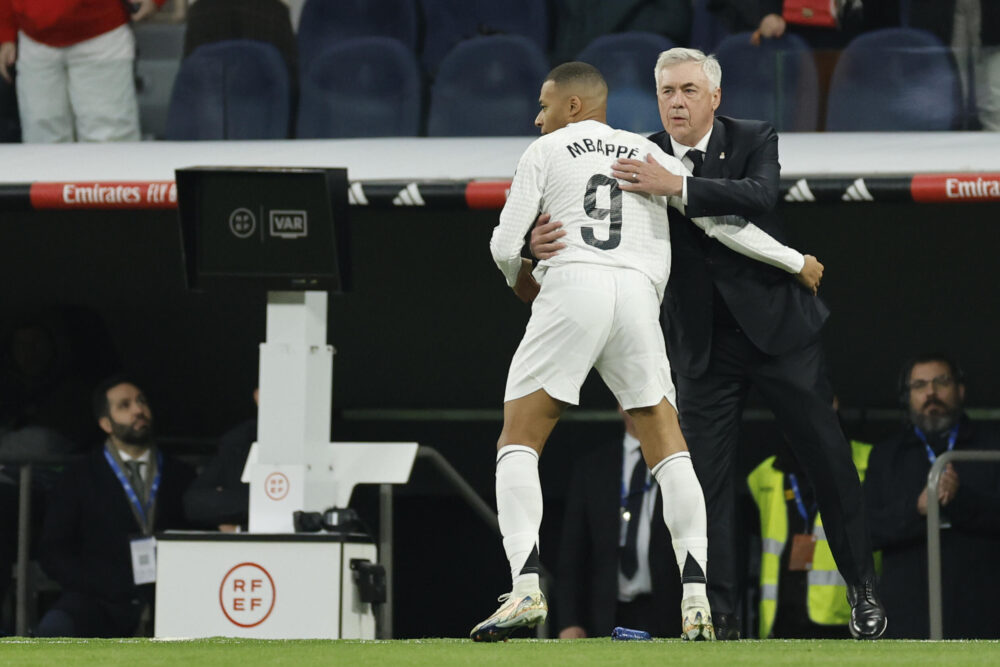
[219,562,276,628]
[264,472,289,500]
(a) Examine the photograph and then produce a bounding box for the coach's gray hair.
[654,48,722,91]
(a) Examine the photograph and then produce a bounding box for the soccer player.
[473,62,821,642]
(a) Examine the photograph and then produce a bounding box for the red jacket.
[0,0,165,48]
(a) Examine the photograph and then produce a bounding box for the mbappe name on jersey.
[565,138,641,160]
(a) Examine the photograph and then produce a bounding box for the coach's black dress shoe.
[713,613,741,641]
[847,578,887,639]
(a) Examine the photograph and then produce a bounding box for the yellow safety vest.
[747,440,872,638]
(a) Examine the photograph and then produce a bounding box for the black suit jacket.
[649,116,829,378]
[556,441,680,637]
[40,446,195,602]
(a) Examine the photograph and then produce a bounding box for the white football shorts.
[504,263,677,411]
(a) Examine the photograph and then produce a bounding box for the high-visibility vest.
[747,440,872,638]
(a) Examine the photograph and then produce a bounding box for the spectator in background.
[556,408,682,639]
[183,389,257,532]
[894,0,1000,130]
[708,0,870,49]
[0,0,167,143]
[36,375,193,637]
[551,0,693,64]
[864,353,1000,639]
[747,400,873,639]
[0,307,112,452]
[0,306,117,628]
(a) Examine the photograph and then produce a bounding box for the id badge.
[787,533,816,571]
[130,536,157,585]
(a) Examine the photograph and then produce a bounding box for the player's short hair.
[654,48,722,91]
[545,61,608,94]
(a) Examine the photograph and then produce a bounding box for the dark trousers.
[676,327,875,618]
[36,591,143,638]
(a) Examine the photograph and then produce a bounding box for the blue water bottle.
[611,626,652,641]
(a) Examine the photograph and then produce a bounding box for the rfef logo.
[269,210,308,238]
[264,472,289,501]
[219,562,276,628]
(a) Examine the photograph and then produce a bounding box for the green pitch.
[1,637,998,666]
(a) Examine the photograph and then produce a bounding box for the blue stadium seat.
[606,87,663,134]
[576,32,674,91]
[165,40,291,140]
[427,35,549,137]
[715,32,819,131]
[297,0,419,69]
[825,28,963,131]
[420,0,549,75]
[296,37,421,138]
[690,0,730,53]
[576,32,675,133]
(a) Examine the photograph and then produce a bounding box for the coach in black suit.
[534,49,884,640]
[556,413,681,638]
[36,375,194,637]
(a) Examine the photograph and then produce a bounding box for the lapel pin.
[719,152,726,160]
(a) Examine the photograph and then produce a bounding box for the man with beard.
[863,353,1000,639]
[35,375,194,637]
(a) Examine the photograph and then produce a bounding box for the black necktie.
[125,461,146,502]
[620,457,648,579]
[686,149,704,176]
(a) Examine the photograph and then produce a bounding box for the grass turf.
[2,637,999,666]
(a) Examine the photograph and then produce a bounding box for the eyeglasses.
[908,375,955,392]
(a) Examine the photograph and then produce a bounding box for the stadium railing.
[377,446,553,639]
[926,450,1000,640]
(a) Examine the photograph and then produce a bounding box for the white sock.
[495,444,542,596]
[652,451,709,601]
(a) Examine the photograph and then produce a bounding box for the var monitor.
[176,167,350,291]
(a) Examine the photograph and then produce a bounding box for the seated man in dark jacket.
[36,375,194,637]
[864,353,1000,639]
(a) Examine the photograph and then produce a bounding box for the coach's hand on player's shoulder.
[530,212,566,260]
[612,154,683,197]
[514,258,541,304]
[796,254,824,295]
[558,625,587,639]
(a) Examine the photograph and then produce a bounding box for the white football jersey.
[491,119,686,297]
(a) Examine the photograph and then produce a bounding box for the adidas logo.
[842,178,874,201]
[785,178,816,202]
[392,183,425,206]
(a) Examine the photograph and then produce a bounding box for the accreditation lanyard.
[104,445,163,535]
[913,425,959,464]
[786,473,815,525]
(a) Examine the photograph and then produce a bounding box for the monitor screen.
[176,167,350,291]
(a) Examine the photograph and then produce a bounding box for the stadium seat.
[427,35,549,136]
[420,0,549,75]
[297,0,419,70]
[134,23,187,139]
[715,31,819,132]
[296,37,421,138]
[165,40,291,140]
[576,32,675,133]
[690,0,730,53]
[825,28,963,131]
